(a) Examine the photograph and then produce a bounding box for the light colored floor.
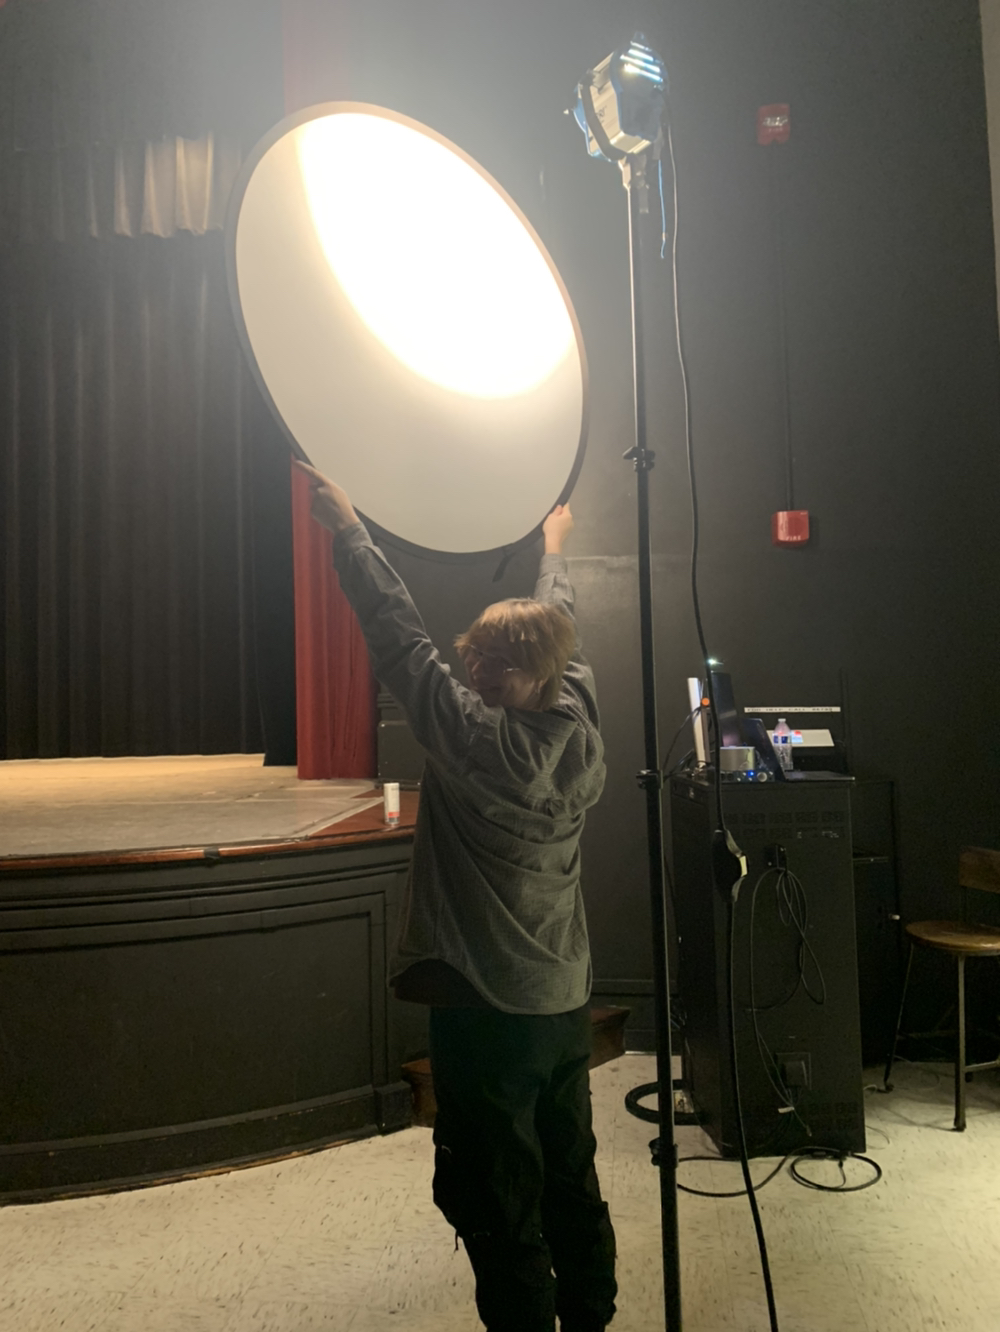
[2,1055,999,1331]
[0,756,378,857]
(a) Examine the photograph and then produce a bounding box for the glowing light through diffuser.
[297,114,574,399]
[230,103,587,555]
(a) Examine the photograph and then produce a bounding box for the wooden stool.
[401,1004,630,1128]
[885,846,1000,1130]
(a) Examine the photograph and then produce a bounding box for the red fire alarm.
[757,104,790,145]
[772,510,810,547]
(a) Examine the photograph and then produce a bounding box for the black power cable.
[726,890,780,1330]
[676,1148,882,1198]
[748,867,826,1015]
[631,1107,883,1198]
[745,864,827,1141]
[661,103,779,1332]
[657,705,702,926]
[789,1149,883,1192]
[625,1081,663,1124]
[677,1152,791,1199]
[661,705,701,777]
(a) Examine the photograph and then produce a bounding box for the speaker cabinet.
[670,776,865,1158]
[376,692,425,786]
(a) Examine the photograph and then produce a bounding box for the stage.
[0,755,400,863]
[0,755,420,1202]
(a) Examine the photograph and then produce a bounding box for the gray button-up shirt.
[333,523,606,1015]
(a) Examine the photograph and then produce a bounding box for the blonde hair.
[455,599,575,710]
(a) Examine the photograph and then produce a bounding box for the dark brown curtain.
[0,0,296,761]
[0,231,295,759]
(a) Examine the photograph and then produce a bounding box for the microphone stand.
[620,150,684,1332]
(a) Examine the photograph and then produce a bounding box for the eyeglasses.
[461,645,519,679]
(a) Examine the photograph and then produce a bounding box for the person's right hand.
[294,461,361,535]
[542,503,574,555]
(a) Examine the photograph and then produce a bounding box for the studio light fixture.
[227,103,588,559]
[571,35,666,162]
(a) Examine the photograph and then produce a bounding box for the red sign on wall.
[757,104,791,145]
[771,509,810,547]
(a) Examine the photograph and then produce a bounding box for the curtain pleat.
[0,134,244,245]
[0,233,294,759]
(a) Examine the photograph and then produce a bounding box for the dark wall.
[342,0,1000,993]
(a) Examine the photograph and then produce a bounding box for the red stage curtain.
[282,0,377,779]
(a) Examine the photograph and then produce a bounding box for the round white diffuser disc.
[228,103,588,557]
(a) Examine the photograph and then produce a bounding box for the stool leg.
[955,954,967,1132]
[884,941,915,1091]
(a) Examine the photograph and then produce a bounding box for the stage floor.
[0,755,382,859]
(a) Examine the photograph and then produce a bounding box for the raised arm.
[534,504,577,631]
[533,504,598,724]
[296,462,484,765]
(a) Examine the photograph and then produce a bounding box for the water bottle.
[772,717,793,772]
[382,782,401,827]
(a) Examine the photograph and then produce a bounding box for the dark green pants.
[429,1004,617,1332]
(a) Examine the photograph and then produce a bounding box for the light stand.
[624,152,684,1332]
[572,38,683,1332]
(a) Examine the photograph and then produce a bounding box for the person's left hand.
[542,503,574,555]
[294,461,360,535]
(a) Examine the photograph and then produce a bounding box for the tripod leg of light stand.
[622,153,684,1332]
